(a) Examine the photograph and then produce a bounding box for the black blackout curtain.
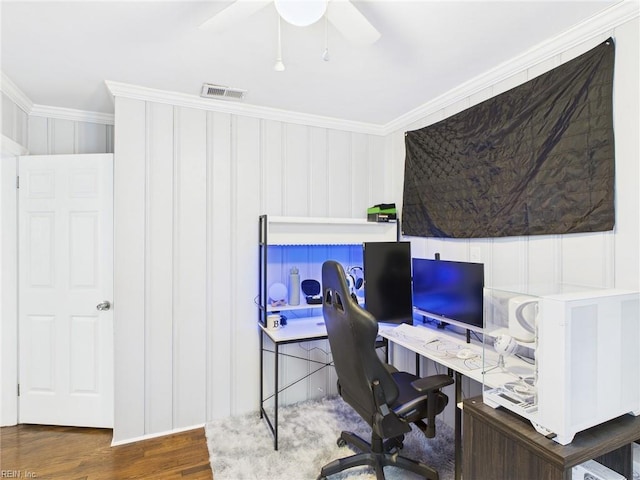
[402,38,616,239]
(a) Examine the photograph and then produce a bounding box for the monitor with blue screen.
[411,258,485,332]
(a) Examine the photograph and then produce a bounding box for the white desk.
[260,315,535,476]
[260,316,327,344]
[379,323,533,387]
[379,321,534,480]
[259,316,330,450]
[259,316,390,451]
[380,323,484,381]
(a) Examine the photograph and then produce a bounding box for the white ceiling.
[0,0,625,126]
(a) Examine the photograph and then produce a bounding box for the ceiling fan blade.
[199,0,271,31]
[327,0,380,45]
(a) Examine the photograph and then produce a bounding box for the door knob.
[96,300,111,311]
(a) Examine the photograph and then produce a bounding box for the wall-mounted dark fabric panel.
[402,38,615,239]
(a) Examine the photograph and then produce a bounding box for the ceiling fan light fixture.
[274,0,327,27]
[274,15,285,71]
[322,13,329,61]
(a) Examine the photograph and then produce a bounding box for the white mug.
[267,314,282,330]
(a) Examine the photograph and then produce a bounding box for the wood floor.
[0,424,213,479]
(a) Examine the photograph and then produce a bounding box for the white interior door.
[18,154,113,428]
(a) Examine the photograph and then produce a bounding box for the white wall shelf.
[258,214,398,321]
[267,303,321,313]
[261,215,398,246]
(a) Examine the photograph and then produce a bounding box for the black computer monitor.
[363,241,413,325]
[412,257,484,332]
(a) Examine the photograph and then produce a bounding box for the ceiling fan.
[199,0,381,46]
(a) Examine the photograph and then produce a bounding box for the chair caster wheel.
[386,437,403,452]
[337,437,347,447]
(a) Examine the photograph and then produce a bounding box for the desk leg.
[260,330,264,419]
[455,371,462,480]
[274,342,279,450]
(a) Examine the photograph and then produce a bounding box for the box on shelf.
[367,203,397,222]
[482,284,640,445]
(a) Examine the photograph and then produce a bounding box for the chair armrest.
[384,363,399,374]
[411,374,454,393]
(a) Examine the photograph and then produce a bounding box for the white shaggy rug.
[206,396,455,480]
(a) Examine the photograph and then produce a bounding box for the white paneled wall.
[207,111,233,421]
[1,93,28,146]
[611,17,640,291]
[27,116,114,155]
[113,97,146,442]
[112,16,637,444]
[144,102,174,434]
[173,106,208,428]
[112,98,393,443]
[0,89,114,155]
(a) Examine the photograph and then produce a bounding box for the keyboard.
[384,323,438,346]
[384,324,485,371]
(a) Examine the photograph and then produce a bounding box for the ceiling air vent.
[200,83,247,101]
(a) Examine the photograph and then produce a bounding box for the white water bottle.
[288,267,300,306]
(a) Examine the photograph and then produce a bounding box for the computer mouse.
[456,348,477,359]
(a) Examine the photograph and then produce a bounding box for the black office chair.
[318,260,454,480]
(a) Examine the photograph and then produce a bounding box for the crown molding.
[1,71,114,125]
[0,72,33,114]
[106,1,637,137]
[3,1,637,138]
[382,0,640,135]
[105,80,387,136]
[29,104,114,125]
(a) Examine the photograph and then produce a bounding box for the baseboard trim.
[110,423,206,446]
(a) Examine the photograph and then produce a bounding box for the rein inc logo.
[1,471,37,478]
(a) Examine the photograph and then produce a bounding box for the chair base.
[317,430,439,480]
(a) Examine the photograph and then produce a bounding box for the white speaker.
[508,295,538,342]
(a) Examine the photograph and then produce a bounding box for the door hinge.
[16,176,19,189]
[17,384,20,396]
